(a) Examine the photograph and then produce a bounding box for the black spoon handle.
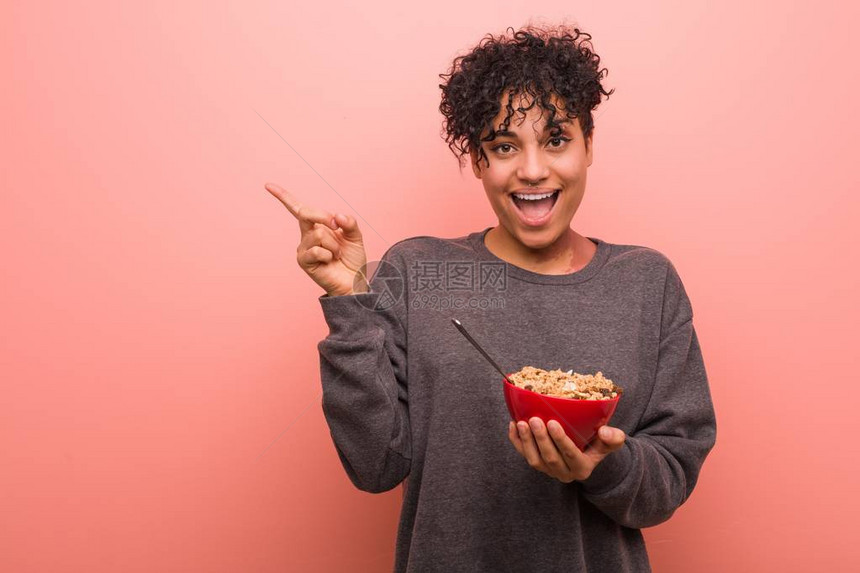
[451,319,513,385]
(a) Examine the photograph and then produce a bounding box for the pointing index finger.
[265,182,337,232]
[265,182,302,217]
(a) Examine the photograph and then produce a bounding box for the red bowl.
[503,374,621,451]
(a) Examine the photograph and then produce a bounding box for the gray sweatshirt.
[317,227,717,572]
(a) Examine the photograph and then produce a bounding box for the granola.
[508,366,622,400]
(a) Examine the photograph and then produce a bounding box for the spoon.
[451,318,514,385]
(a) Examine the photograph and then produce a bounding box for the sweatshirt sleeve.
[576,259,717,529]
[316,245,411,494]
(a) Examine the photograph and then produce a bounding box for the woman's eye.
[492,137,569,154]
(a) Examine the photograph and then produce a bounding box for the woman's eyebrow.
[494,122,571,138]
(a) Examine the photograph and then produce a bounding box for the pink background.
[2,1,858,571]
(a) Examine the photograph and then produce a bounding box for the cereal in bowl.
[508,366,622,400]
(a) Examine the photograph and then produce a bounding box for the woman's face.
[470,92,593,251]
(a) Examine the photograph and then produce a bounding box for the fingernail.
[529,418,540,432]
[517,422,527,434]
[599,427,612,440]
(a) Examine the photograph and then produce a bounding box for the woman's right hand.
[265,182,369,297]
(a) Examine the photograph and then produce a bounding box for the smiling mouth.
[511,189,560,222]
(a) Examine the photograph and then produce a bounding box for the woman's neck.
[485,225,596,275]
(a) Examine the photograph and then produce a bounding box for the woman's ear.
[469,148,483,179]
[585,130,594,167]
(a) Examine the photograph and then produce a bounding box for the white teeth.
[513,191,556,201]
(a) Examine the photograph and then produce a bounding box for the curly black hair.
[438,23,614,171]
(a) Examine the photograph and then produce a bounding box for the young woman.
[267,23,717,572]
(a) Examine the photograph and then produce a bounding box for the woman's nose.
[517,149,550,183]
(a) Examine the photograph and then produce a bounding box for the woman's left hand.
[508,417,626,483]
